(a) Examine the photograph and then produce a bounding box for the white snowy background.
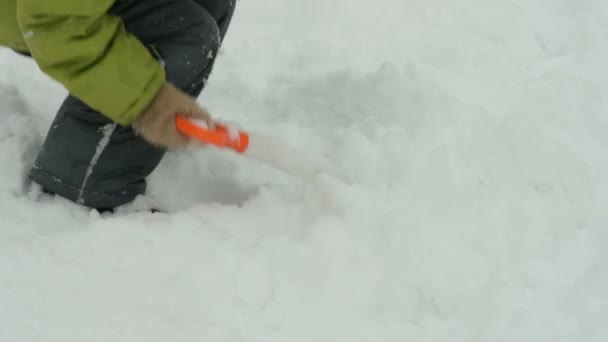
[1,0,607,341]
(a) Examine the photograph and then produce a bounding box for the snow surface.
[1,0,608,341]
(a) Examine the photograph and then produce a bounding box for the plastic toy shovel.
[175,115,250,153]
[175,115,332,181]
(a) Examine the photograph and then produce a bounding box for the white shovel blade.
[243,132,334,182]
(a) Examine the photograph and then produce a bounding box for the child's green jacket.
[0,0,165,125]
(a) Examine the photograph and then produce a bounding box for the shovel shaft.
[175,115,249,153]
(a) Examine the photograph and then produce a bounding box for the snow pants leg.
[28,0,236,209]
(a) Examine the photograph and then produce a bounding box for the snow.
[1,0,607,341]
[223,121,241,141]
[189,118,210,130]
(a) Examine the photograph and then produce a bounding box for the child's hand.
[132,82,215,148]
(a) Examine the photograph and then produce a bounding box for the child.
[0,0,235,210]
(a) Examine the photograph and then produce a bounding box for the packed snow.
[1,0,607,341]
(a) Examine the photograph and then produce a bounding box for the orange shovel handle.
[175,115,250,153]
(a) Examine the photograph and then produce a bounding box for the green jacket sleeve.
[16,0,166,126]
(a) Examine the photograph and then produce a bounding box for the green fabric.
[0,0,165,125]
[0,1,27,51]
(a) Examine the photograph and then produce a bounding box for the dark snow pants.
[28,0,235,209]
